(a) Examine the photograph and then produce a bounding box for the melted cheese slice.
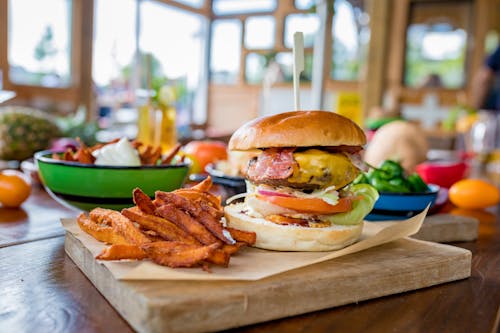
[289,149,359,188]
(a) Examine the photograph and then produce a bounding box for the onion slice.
[257,189,294,197]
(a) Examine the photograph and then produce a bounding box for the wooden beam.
[156,0,210,16]
[361,0,391,118]
[78,0,95,119]
[311,0,332,110]
[386,0,409,100]
[0,0,8,89]
[468,0,490,95]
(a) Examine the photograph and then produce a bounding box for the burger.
[224,111,378,251]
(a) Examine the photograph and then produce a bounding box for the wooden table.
[0,186,499,333]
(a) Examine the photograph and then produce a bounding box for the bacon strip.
[246,148,297,182]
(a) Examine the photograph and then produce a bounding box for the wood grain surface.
[414,213,478,242]
[0,187,74,248]
[0,189,498,333]
[0,236,134,333]
[64,231,471,333]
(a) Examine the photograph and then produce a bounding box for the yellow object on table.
[137,104,177,153]
[335,92,362,127]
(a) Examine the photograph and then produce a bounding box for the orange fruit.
[183,141,228,172]
[0,171,31,208]
[449,179,500,209]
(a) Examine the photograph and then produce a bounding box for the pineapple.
[0,107,61,161]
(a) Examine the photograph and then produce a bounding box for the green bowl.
[35,150,189,211]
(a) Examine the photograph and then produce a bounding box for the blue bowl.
[366,184,440,221]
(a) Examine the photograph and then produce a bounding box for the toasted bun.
[229,111,366,151]
[224,203,363,251]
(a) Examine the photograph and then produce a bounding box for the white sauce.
[92,137,141,166]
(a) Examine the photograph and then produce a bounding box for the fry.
[205,249,230,267]
[123,206,230,266]
[122,206,200,245]
[141,241,219,268]
[155,191,230,244]
[89,208,151,245]
[161,143,181,165]
[221,242,246,255]
[140,229,165,242]
[149,146,162,165]
[63,149,75,162]
[198,199,224,220]
[225,227,256,246]
[173,189,222,210]
[133,188,156,215]
[96,244,147,260]
[77,213,129,245]
[190,176,213,192]
[74,138,96,164]
[75,148,95,164]
[139,145,153,164]
[155,203,221,246]
[140,145,162,165]
[89,138,120,152]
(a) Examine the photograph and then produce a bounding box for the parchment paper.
[61,207,428,281]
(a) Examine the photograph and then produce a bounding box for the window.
[92,0,136,90]
[93,0,206,134]
[245,53,267,84]
[404,1,471,89]
[275,52,313,82]
[173,0,204,8]
[210,20,242,84]
[331,0,369,81]
[245,16,275,49]
[295,0,315,10]
[212,0,276,16]
[284,14,319,48]
[8,0,72,87]
[140,2,203,90]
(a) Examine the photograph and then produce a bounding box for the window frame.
[210,1,363,91]
[0,0,87,110]
[0,0,211,115]
[384,0,483,106]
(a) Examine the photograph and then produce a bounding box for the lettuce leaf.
[325,184,379,225]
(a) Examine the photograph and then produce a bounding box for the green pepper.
[388,177,411,193]
[368,172,393,192]
[379,160,404,179]
[407,173,429,192]
[353,173,369,185]
[368,170,410,193]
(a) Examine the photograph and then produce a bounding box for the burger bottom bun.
[224,203,363,251]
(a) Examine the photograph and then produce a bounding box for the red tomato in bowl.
[183,140,228,172]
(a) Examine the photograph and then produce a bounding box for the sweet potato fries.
[77,176,256,269]
[53,138,182,166]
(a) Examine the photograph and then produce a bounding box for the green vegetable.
[407,173,429,192]
[353,173,369,185]
[326,184,379,226]
[370,174,409,193]
[360,159,428,193]
[379,160,404,179]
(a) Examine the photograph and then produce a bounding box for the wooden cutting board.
[414,214,478,243]
[373,214,479,244]
[65,232,471,333]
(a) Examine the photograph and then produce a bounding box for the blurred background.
[0,0,499,151]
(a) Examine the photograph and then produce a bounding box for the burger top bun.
[229,110,366,151]
[225,203,363,251]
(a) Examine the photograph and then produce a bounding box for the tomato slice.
[256,194,352,214]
